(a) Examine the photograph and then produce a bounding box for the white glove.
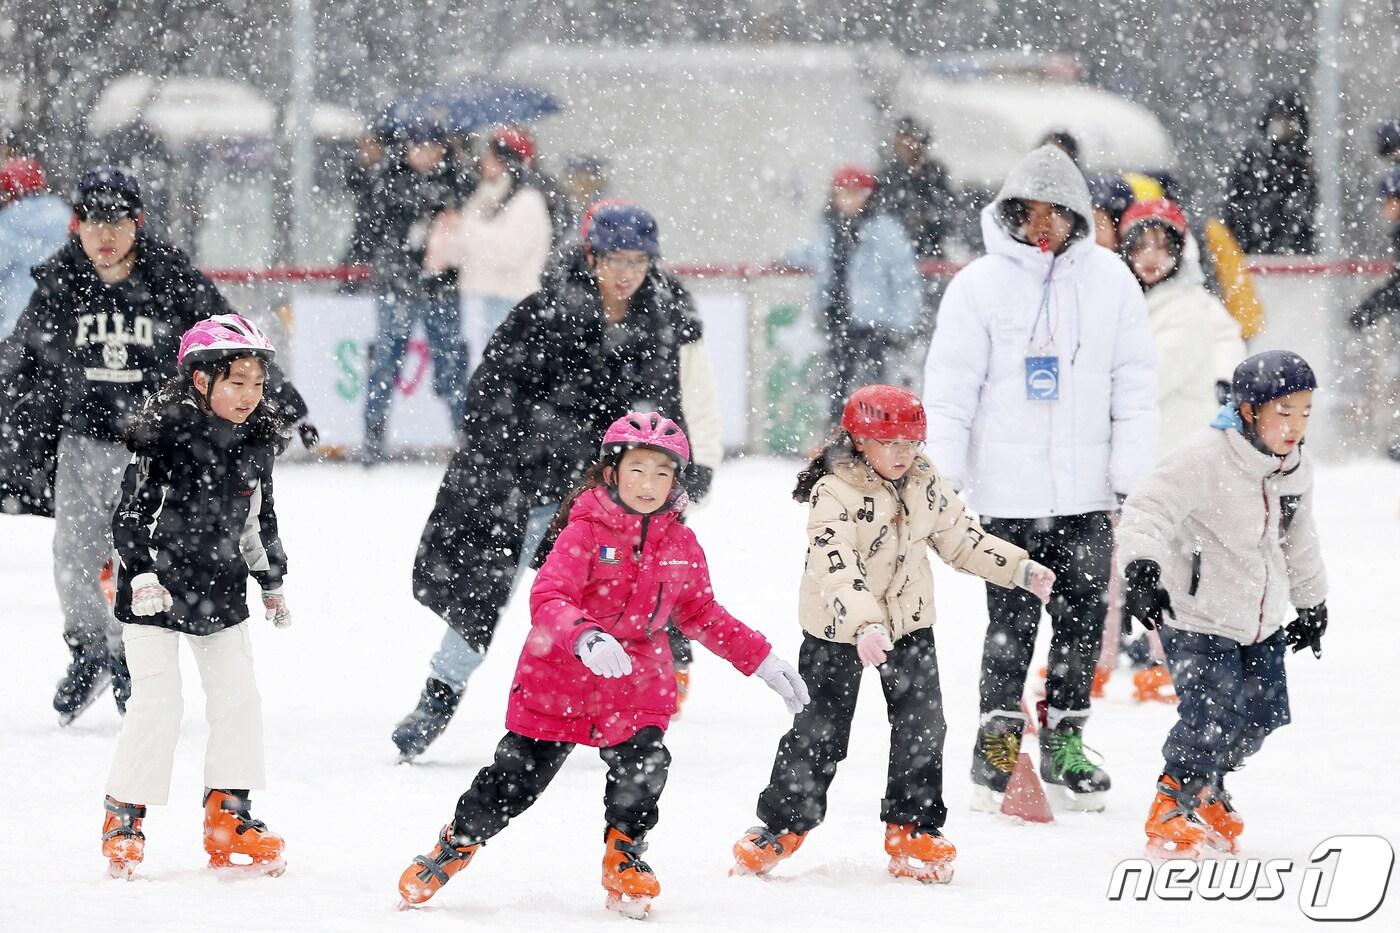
[755,652,811,715]
[262,587,292,628]
[1015,559,1056,604]
[130,572,173,617]
[856,624,895,668]
[577,629,632,678]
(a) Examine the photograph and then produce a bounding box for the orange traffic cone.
[1000,752,1054,823]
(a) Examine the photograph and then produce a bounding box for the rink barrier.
[205,259,1398,460]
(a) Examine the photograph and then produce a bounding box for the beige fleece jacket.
[799,450,1030,644]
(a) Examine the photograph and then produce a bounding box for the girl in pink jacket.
[397,411,808,919]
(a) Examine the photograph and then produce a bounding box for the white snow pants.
[106,622,265,806]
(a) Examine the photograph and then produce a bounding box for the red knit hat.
[831,165,877,192]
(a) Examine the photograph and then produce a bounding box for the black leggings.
[453,727,670,844]
[757,629,947,835]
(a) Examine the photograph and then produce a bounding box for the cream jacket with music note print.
[798,449,1031,645]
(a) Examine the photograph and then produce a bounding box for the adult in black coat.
[1223,90,1318,255]
[393,203,721,760]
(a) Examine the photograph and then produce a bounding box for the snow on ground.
[2,456,1396,931]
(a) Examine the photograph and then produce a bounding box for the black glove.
[1123,559,1175,631]
[684,464,714,503]
[1285,602,1327,658]
[1215,380,1232,406]
[297,421,320,450]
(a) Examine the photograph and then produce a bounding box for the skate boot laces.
[1047,731,1102,780]
[981,729,1020,773]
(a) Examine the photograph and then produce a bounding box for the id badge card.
[1025,356,1060,401]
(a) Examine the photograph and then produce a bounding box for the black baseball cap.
[73,166,143,221]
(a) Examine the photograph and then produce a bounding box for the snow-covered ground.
[2,456,1396,931]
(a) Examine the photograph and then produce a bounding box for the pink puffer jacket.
[507,486,771,747]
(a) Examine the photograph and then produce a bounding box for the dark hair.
[793,431,856,503]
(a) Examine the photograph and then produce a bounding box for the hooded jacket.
[922,146,1158,518]
[1117,420,1326,645]
[798,448,1029,645]
[111,381,289,636]
[412,250,716,634]
[508,486,771,746]
[1141,268,1245,460]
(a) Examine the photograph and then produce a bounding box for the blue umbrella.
[379,77,560,137]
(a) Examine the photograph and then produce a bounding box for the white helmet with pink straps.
[600,411,690,471]
[177,314,276,374]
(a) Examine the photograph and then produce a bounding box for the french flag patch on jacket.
[599,545,620,564]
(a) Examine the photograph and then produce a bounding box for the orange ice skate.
[1196,787,1244,853]
[884,823,955,884]
[397,824,480,908]
[731,826,806,876]
[101,797,146,880]
[1132,664,1176,703]
[602,826,660,919]
[1144,775,1206,859]
[203,790,285,876]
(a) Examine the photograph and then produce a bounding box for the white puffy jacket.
[922,146,1159,519]
[1142,271,1247,460]
[1117,425,1326,644]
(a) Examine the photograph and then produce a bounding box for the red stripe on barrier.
[197,257,1394,284]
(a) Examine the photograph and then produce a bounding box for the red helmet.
[1119,198,1188,241]
[831,165,877,192]
[601,411,690,470]
[0,158,47,202]
[841,385,927,442]
[490,126,537,166]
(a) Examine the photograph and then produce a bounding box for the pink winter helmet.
[601,411,690,470]
[177,314,276,374]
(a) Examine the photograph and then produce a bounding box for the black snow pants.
[757,628,947,835]
[452,727,670,844]
[977,511,1114,717]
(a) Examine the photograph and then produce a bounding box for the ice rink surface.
[2,456,1396,931]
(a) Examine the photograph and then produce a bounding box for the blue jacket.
[0,194,70,338]
[792,211,923,334]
